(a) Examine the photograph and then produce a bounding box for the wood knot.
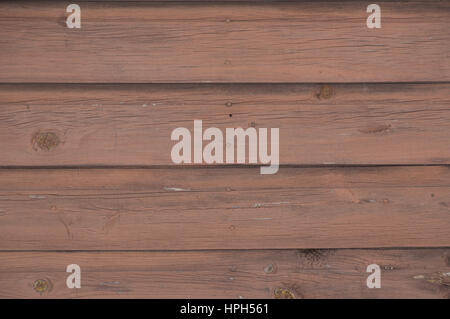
[264,263,277,274]
[32,131,60,151]
[274,288,295,299]
[316,85,334,100]
[299,249,329,262]
[33,279,50,294]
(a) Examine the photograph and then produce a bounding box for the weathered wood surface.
[0,249,448,298]
[0,0,448,300]
[0,1,448,83]
[1,83,450,166]
[0,166,449,250]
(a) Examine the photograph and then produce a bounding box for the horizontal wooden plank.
[0,2,448,83]
[1,83,450,166]
[0,249,448,298]
[0,166,449,250]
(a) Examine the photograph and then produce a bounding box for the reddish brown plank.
[0,166,449,250]
[0,249,448,298]
[1,83,450,166]
[0,1,448,83]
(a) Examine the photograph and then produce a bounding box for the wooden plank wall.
[0,0,449,299]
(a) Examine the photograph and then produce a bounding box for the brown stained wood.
[0,166,449,250]
[0,249,448,298]
[0,2,448,83]
[1,83,450,166]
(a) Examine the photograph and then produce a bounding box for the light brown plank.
[0,249,448,298]
[1,83,450,166]
[0,1,448,83]
[0,166,449,250]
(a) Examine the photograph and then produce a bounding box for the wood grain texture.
[0,166,449,250]
[0,1,448,83]
[1,83,450,166]
[0,249,448,298]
